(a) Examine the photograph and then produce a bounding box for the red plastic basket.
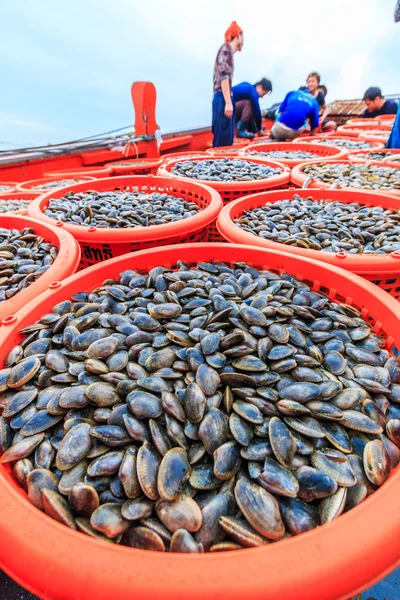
[359,132,390,144]
[337,124,392,138]
[348,148,400,163]
[297,135,384,150]
[345,119,380,127]
[376,114,396,121]
[206,139,249,150]
[27,176,223,268]
[44,166,113,178]
[238,142,347,166]
[206,146,245,156]
[216,188,400,297]
[105,158,163,176]
[0,242,399,600]
[157,156,291,204]
[0,191,42,215]
[16,176,95,192]
[162,151,208,164]
[0,213,80,321]
[291,159,400,196]
[0,182,18,193]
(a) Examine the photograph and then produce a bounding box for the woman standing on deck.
[212,21,244,147]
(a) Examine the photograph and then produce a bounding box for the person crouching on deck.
[212,21,244,147]
[232,78,272,139]
[270,88,320,141]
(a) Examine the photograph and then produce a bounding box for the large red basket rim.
[106,158,163,166]
[206,146,244,155]
[0,181,18,188]
[339,123,392,131]
[206,139,250,149]
[296,136,384,149]
[291,159,400,195]
[346,119,383,126]
[216,187,400,272]
[0,191,42,214]
[44,166,113,178]
[16,176,96,192]
[0,213,80,320]
[0,242,399,600]
[0,191,41,199]
[105,158,164,176]
[359,132,390,143]
[349,148,400,159]
[238,142,347,165]
[27,175,222,243]
[157,156,291,190]
[337,125,392,139]
[162,151,208,163]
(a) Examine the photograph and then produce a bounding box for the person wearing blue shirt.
[271,89,320,141]
[232,79,272,139]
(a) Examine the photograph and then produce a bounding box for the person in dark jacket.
[386,7,400,147]
[362,87,398,118]
[211,21,244,147]
[232,78,272,139]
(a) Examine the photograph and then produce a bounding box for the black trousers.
[235,100,256,132]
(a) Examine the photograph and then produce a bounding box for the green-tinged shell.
[137,442,161,500]
[90,503,130,538]
[122,526,165,551]
[258,457,299,498]
[235,478,285,540]
[198,408,227,454]
[269,417,296,468]
[7,357,41,388]
[195,491,235,551]
[121,496,154,520]
[213,441,241,480]
[219,515,268,547]
[69,482,99,516]
[27,468,59,511]
[1,433,45,463]
[311,449,357,486]
[279,497,320,535]
[156,495,202,533]
[319,487,347,524]
[363,439,391,487]
[56,423,92,470]
[229,413,254,446]
[157,448,190,501]
[297,466,338,501]
[170,529,204,553]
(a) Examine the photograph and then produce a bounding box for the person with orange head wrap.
[224,21,243,42]
[212,21,244,147]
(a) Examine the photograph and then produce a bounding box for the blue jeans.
[212,92,235,147]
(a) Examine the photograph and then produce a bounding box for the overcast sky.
[1,0,399,148]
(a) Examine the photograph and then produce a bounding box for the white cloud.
[0,112,72,135]
[129,0,397,103]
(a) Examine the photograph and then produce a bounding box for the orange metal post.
[131,82,160,158]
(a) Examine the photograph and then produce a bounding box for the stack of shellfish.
[0,260,399,552]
